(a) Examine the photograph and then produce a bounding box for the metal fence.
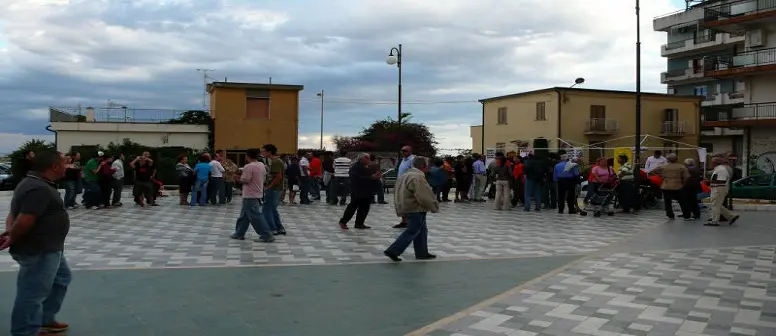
[49,107,188,123]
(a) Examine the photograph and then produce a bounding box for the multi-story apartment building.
[654,0,776,176]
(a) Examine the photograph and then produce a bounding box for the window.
[227,152,247,167]
[535,102,546,120]
[663,109,678,122]
[495,143,506,151]
[497,107,507,125]
[589,105,606,119]
[246,98,270,119]
[667,87,676,95]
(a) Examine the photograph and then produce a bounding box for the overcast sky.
[0,0,686,154]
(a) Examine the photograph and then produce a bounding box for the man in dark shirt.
[523,155,545,212]
[131,155,156,207]
[1,150,72,336]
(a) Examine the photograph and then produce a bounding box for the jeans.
[11,252,71,336]
[62,181,77,207]
[385,212,430,257]
[524,179,543,211]
[310,176,321,198]
[190,179,208,206]
[299,176,311,203]
[83,181,101,207]
[224,182,234,202]
[233,198,273,240]
[374,180,385,203]
[208,177,225,204]
[111,179,123,205]
[263,189,284,231]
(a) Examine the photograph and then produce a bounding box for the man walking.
[2,150,72,336]
[230,149,274,242]
[384,156,439,262]
[706,156,740,226]
[471,154,487,202]
[262,144,287,235]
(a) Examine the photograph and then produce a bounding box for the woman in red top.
[511,156,525,206]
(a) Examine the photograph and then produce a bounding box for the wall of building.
[482,91,560,151]
[470,125,483,153]
[746,74,776,104]
[50,122,209,153]
[559,92,701,162]
[211,88,299,154]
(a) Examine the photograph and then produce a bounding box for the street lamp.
[317,90,324,150]
[635,0,643,169]
[570,78,585,88]
[386,44,402,128]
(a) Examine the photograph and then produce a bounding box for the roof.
[479,87,702,103]
[207,82,304,92]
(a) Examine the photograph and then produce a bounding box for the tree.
[168,110,214,151]
[9,139,55,180]
[334,113,438,156]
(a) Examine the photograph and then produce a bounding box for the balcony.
[705,47,776,77]
[702,0,776,32]
[660,121,691,137]
[660,67,706,84]
[583,118,619,136]
[703,102,776,127]
[661,32,745,57]
[701,91,746,106]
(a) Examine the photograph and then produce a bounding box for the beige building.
[471,87,702,163]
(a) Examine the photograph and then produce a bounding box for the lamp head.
[574,77,585,84]
[386,54,398,65]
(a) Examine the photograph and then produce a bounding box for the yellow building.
[471,87,702,163]
[208,82,303,165]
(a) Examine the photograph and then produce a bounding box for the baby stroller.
[580,180,619,217]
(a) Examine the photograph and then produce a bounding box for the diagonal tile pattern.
[0,193,665,271]
[430,245,776,336]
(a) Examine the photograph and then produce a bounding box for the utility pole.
[317,90,324,150]
[196,69,215,110]
[635,0,642,169]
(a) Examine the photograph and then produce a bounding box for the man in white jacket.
[111,153,125,206]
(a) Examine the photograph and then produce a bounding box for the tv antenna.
[196,69,216,110]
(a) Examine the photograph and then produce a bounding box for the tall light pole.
[317,90,324,150]
[386,44,402,128]
[196,68,215,110]
[635,0,643,170]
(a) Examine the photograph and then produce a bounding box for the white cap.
[97,151,104,156]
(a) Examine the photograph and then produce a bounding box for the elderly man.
[384,156,439,262]
[552,154,580,214]
[652,154,690,220]
[393,146,415,228]
[706,156,740,226]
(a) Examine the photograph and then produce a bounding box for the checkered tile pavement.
[0,192,666,271]
[427,245,776,336]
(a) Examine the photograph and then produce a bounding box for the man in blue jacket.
[553,154,580,214]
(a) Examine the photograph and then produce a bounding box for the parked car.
[730,173,776,200]
[0,164,13,190]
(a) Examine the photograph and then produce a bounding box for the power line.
[298,99,479,105]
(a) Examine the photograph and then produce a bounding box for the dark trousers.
[83,181,101,207]
[339,197,371,227]
[683,187,701,219]
[556,178,577,213]
[373,180,385,203]
[299,176,311,203]
[511,180,524,206]
[208,177,225,204]
[111,179,123,205]
[543,181,557,209]
[99,180,112,206]
[618,181,637,212]
[662,189,689,219]
[442,179,453,201]
[133,181,154,204]
[524,179,543,211]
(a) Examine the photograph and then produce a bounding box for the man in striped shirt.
[330,151,351,206]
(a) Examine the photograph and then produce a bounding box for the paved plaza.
[0,192,771,335]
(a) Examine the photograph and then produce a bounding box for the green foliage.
[168,110,215,151]
[9,139,55,179]
[333,113,438,156]
[69,139,205,185]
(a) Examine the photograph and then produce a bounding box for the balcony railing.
[706,47,776,74]
[702,110,731,122]
[50,106,192,123]
[660,121,690,135]
[731,103,776,119]
[584,118,619,134]
[704,0,776,22]
[728,91,745,99]
[664,39,690,51]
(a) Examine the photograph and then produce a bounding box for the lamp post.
[570,77,585,88]
[386,44,403,128]
[635,0,643,169]
[317,90,324,150]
